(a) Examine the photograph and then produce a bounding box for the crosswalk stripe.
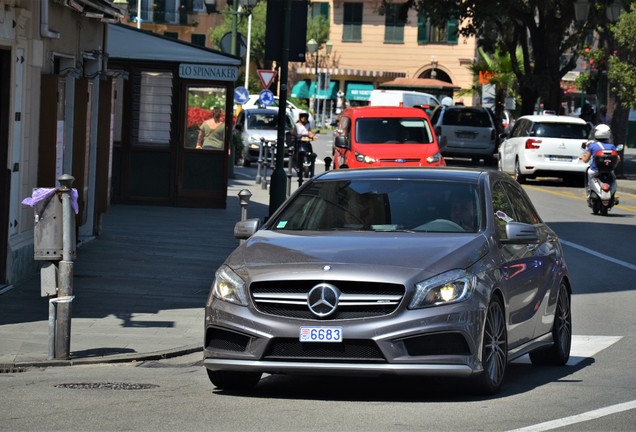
[513,335,622,365]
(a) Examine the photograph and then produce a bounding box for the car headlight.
[354,152,376,164]
[426,152,443,164]
[409,269,475,309]
[212,265,248,306]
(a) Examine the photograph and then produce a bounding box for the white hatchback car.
[498,115,592,184]
[240,95,315,129]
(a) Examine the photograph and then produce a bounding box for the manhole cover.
[54,382,159,390]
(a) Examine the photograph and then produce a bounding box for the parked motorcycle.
[583,142,623,216]
[292,136,316,182]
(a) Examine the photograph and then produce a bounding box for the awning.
[107,24,241,66]
[309,82,339,100]
[380,77,460,90]
[291,81,311,99]
[346,83,374,101]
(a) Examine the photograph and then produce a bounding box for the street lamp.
[321,40,333,126]
[307,38,318,117]
[430,55,438,80]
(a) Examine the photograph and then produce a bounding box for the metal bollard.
[238,189,252,221]
[55,174,75,360]
[255,138,265,184]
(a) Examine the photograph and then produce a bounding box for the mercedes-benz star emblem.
[307,283,340,318]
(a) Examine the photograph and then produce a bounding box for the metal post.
[55,174,75,360]
[268,0,292,214]
[238,189,252,221]
[255,138,264,184]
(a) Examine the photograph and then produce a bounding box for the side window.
[491,182,515,240]
[504,183,542,225]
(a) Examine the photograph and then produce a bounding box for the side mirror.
[616,144,624,152]
[234,218,260,240]
[334,135,349,150]
[501,222,539,244]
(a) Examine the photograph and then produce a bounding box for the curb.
[10,345,202,368]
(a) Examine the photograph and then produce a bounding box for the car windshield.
[247,113,291,130]
[355,118,434,144]
[271,179,481,233]
[532,122,589,139]
[443,109,492,127]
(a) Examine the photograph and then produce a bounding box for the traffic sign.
[259,89,275,106]
[257,69,277,89]
[234,86,250,105]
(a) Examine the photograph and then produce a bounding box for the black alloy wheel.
[514,159,526,184]
[475,296,507,394]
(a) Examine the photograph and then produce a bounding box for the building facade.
[1,0,124,288]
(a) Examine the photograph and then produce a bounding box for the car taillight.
[491,129,495,140]
[525,139,541,149]
[435,126,442,137]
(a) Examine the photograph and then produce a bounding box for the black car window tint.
[503,183,542,225]
[491,182,515,240]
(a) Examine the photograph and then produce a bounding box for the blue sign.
[259,89,275,106]
[234,86,250,105]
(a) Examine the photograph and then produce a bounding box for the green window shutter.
[417,14,428,44]
[447,19,458,44]
[319,2,329,17]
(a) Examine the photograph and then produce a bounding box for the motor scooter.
[583,142,623,216]
[292,136,316,183]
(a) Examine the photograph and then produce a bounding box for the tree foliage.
[609,4,636,107]
[386,0,594,115]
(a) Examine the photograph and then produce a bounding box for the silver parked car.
[204,167,572,394]
[430,105,498,166]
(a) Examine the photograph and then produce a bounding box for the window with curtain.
[384,4,405,43]
[417,15,459,44]
[136,71,173,147]
[343,3,362,42]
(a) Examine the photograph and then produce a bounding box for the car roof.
[316,166,495,183]
[517,114,587,124]
[243,108,284,114]
[341,106,429,118]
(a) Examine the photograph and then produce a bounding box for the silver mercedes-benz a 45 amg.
[203,167,572,394]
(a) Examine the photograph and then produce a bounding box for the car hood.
[224,230,489,283]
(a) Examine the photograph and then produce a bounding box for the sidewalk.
[0,176,276,367]
[1,150,635,368]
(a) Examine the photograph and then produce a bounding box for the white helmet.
[593,124,611,141]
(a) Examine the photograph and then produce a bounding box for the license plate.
[549,155,573,162]
[456,132,475,139]
[299,326,343,343]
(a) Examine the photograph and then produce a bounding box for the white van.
[369,90,441,109]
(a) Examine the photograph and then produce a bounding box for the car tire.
[206,369,262,390]
[514,159,526,184]
[474,295,507,395]
[529,282,571,366]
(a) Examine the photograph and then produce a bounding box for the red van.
[333,106,445,169]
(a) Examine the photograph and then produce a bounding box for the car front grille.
[250,280,405,320]
[263,338,386,362]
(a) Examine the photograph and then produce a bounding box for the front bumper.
[203,297,485,378]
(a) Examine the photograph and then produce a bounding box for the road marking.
[513,335,622,366]
[507,400,636,432]
[525,185,636,212]
[560,239,636,271]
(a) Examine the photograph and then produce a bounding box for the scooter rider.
[294,112,316,141]
[579,124,620,197]
[292,112,317,178]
